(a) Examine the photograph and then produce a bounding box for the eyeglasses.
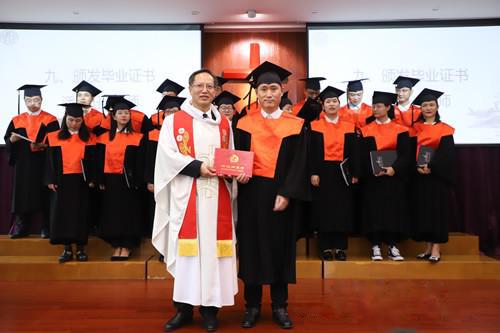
[191,83,215,91]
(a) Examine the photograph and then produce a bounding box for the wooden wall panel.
[203,31,307,111]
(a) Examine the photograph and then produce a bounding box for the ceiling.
[0,0,499,26]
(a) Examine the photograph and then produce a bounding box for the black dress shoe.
[416,253,431,260]
[272,308,293,329]
[164,312,193,331]
[76,250,89,262]
[241,307,260,328]
[58,249,73,263]
[335,249,347,261]
[321,250,334,261]
[9,220,29,239]
[201,314,218,332]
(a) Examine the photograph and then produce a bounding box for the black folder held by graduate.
[370,150,397,175]
[417,146,435,166]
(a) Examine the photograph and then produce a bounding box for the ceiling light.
[247,9,257,19]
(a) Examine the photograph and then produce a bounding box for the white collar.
[185,101,221,125]
[324,114,339,124]
[348,102,360,110]
[69,129,79,135]
[424,121,437,125]
[397,102,411,112]
[375,118,391,125]
[28,110,41,116]
[261,108,283,119]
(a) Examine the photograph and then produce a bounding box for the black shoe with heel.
[164,311,193,331]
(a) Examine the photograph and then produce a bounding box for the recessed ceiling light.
[432,6,440,11]
[192,10,200,15]
[247,9,257,19]
[72,10,80,15]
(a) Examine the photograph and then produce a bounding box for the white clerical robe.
[152,102,238,307]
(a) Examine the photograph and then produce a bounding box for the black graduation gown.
[44,132,96,245]
[144,129,160,237]
[309,121,359,233]
[412,131,457,243]
[359,124,411,240]
[3,112,60,215]
[234,113,310,285]
[96,131,146,247]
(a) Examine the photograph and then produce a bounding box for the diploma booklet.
[214,148,254,177]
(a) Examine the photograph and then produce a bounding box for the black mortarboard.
[297,97,322,123]
[156,95,186,110]
[299,77,326,91]
[103,95,135,111]
[246,61,292,88]
[372,91,398,105]
[72,80,102,97]
[18,84,46,97]
[213,91,240,107]
[280,91,293,109]
[411,88,444,106]
[344,78,368,92]
[58,102,87,118]
[156,79,184,95]
[102,95,126,111]
[216,76,229,88]
[393,76,420,89]
[318,86,345,102]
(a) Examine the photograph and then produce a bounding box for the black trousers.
[368,232,400,247]
[174,301,218,317]
[244,283,288,309]
[318,232,348,251]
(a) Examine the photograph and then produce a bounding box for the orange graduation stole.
[173,110,233,257]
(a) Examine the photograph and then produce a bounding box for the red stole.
[173,111,233,258]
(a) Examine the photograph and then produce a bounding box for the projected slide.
[309,24,500,144]
[0,27,201,133]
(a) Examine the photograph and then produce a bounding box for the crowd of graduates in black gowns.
[4,65,456,267]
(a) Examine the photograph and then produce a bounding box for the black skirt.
[411,173,456,243]
[311,161,354,233]
[360,175,410,240]
[49,174,89,245]
[98,174,143,247]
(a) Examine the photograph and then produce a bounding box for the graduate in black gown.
[309,86,359,261]
[234,61,310,329]
[4,84,60,239]
[96,96,146,260]
[409,89,456,263]
[145,95,185,236]
[45,103,96,263]
[359,91,410,261]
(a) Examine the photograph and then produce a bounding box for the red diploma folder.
[214,148,254,177]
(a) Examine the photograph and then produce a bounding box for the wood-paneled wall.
[203,31,308,111]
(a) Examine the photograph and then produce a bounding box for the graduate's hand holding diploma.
[376,166,395,177]
[9,133,21,143]
[417,164,431,175]
[48,184,58,192]
[235,173,250,184]
[273,195,289,212]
